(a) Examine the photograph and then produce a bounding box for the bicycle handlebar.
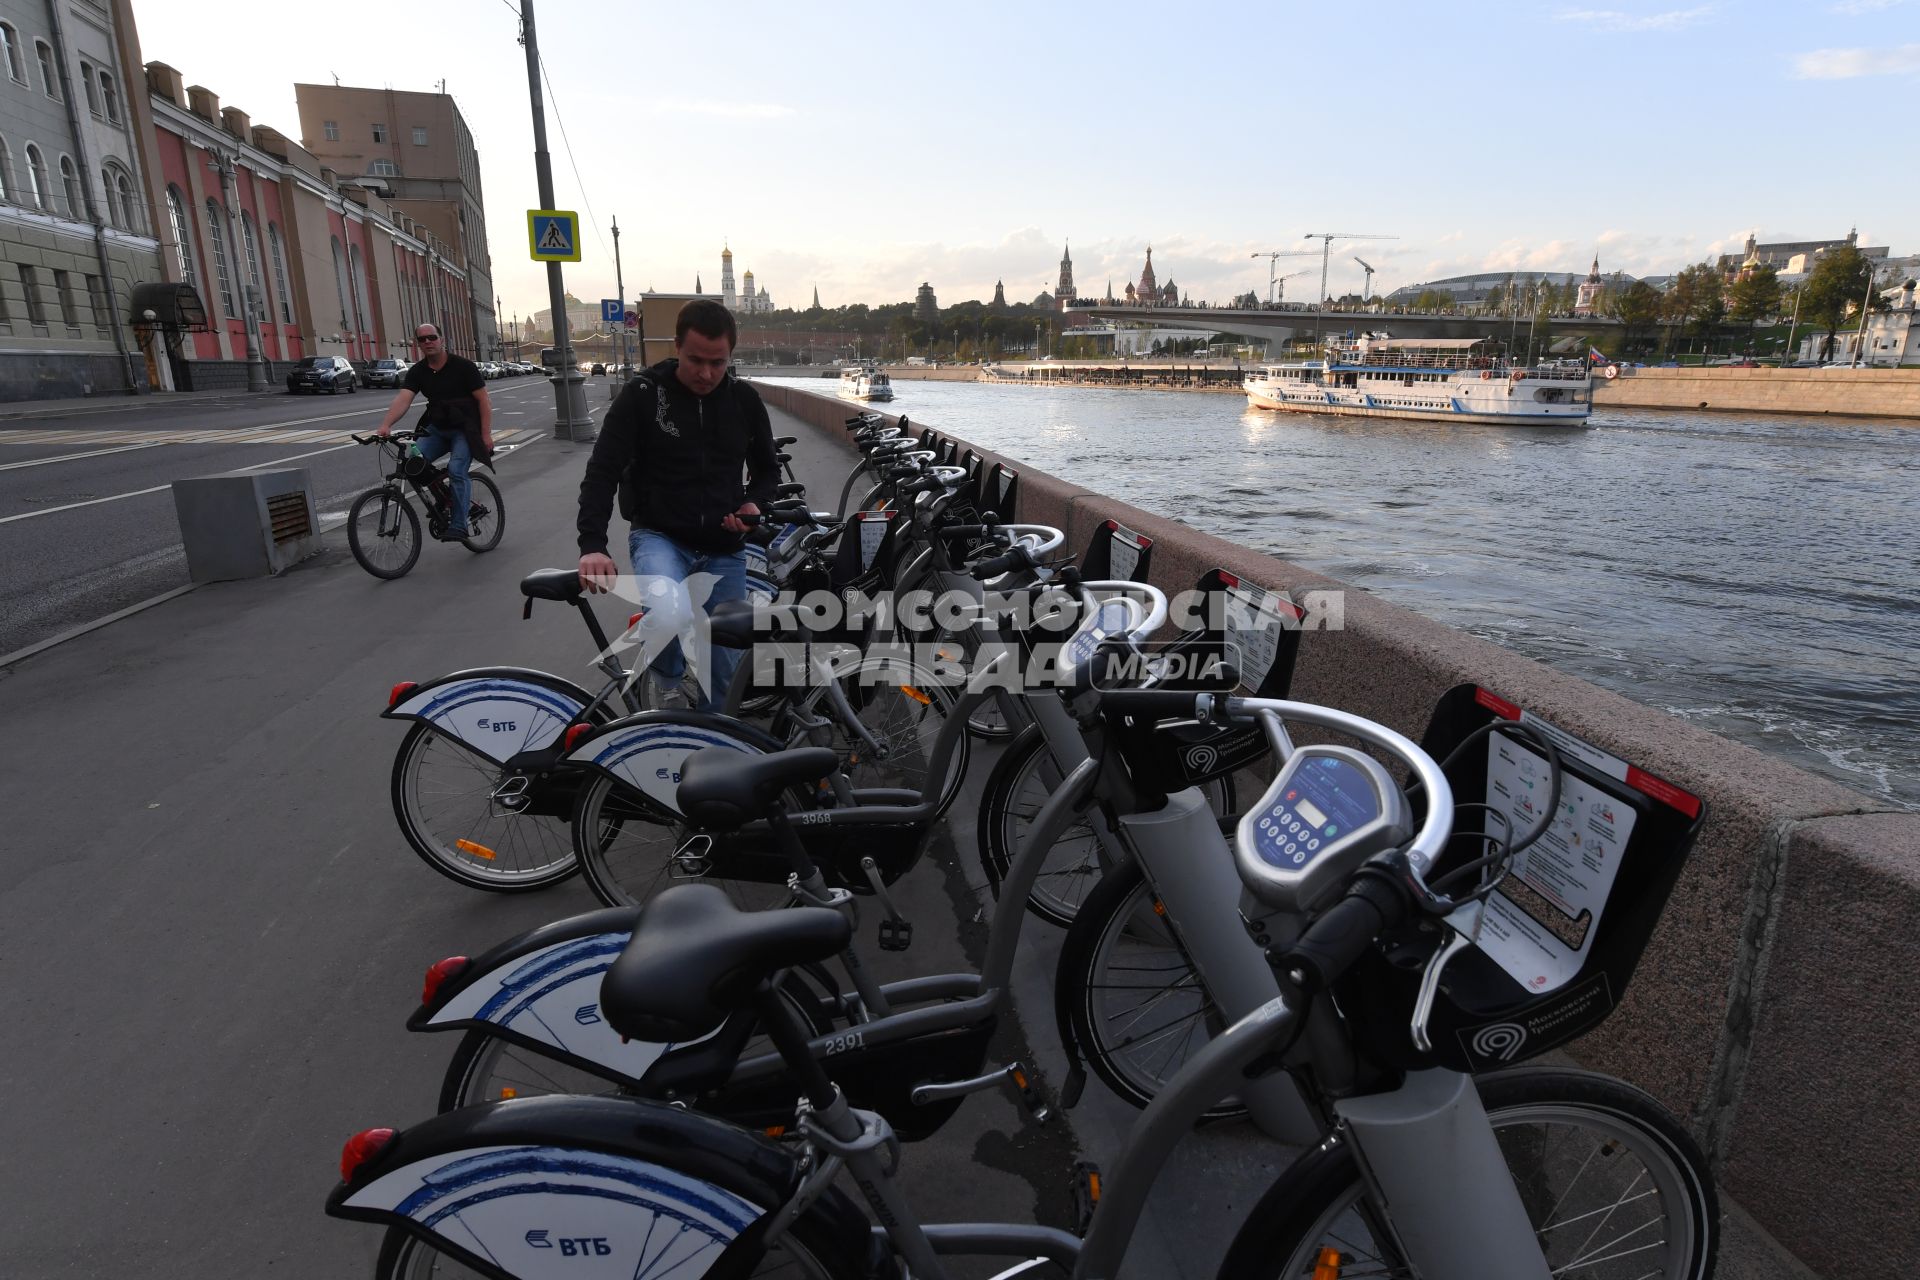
[1281,870,1410,992]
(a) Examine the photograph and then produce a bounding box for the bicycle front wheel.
[348,486,421,579]
[1060,858,1247,1120]
[460,473,505,553]
[1216,1068,1720,1280]
[390,722,580,892]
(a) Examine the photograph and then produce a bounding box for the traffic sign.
[624,311,638,329]
[528,209,581,262]
[600,298,623,323]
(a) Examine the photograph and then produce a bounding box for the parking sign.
[600,299,623,324]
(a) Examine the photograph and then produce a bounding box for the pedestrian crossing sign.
[528,210,581,262]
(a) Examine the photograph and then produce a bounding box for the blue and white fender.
[328,1098,869,1278]
[385,668,596,766]
[412,908,711,1084]
[563,710,783,816]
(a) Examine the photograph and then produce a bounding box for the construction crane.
[1272,268,1314,303]
[1250,250,1319,306]
[1301,232,1397,338]
[1353,257,1377,303]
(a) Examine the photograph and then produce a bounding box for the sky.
[129,0,1920,318]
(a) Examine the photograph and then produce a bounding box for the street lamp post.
[206,149,269,391]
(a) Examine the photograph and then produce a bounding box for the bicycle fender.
[328,1096,873,1279]
[563,711,783,815]
[410,907,714,1085]
[385,668,596,766]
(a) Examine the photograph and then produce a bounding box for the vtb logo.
[525,1230,612,1256]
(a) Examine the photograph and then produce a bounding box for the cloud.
[1792,43,1920,77]
[1830,0,1907,13]
[1554,6,1713,30]
[650,99,796,119]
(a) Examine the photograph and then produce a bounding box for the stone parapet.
[1594,365,1920,418]
[754,378,1915,1276]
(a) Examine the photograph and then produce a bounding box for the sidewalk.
[0,385,277,422]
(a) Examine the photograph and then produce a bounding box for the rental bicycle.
[347,431,505,579]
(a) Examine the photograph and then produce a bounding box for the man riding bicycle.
[375,324,494,540]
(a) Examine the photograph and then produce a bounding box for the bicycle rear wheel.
[348,486,421,579]
[460,474,504,553]
[792,651,967,818]
[376,1210,851,1279]
[572,772,797,912]
[1216,1068,1720,1280]
[390,722,579,892]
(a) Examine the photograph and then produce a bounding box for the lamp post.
[206,148,269,391]
[1781,286,1803,366]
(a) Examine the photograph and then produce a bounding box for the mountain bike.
[347,431,504,580]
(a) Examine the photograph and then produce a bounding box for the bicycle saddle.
[601,884,850,1042]
[777,481,806,497]
[676,746,839,830]
[520,568,584,602]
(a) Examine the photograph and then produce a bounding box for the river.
[763,374,1919,809]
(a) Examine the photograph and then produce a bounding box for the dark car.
[590,363,607,376]
[362,358,409,388]
[287,356,359,395]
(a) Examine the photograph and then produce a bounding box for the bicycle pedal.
[877,918,913,952]
[1006,1061,1051,1124]
[1070,1160,1102,1236]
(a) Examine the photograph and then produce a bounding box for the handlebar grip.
[1279,873,1409,993]
[970,547,1031,579]
[937,524,992,541]
[900,474,944,496]
[1097,689,1221,721]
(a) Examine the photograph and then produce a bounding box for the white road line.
[0,441,359,524]
[0,441,162,472]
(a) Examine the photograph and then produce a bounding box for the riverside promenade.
[758,378,1920,1280]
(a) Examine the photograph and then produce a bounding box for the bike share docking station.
[170,468,322,583]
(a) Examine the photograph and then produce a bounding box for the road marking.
[0,441,161,471]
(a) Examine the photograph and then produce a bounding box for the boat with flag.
[1244,334,1591,425]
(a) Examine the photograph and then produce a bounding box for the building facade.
[293,83,497,358]
[0,0,163,400]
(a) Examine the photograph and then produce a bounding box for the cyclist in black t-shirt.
[375,324,494,539]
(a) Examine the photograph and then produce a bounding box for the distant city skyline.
[131,0,1919,323]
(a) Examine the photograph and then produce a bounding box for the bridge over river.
[1068,302,1646,349]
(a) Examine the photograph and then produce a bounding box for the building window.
[239,210,263,318]
[368,159,399,178]
[114,171,138,232]
[19,264,46,324]
[85,273,107,330]
[53,268,78,326]
[166,186,196,286]
[205,198,235,317]
[0,24,21,83]
[34,39,58,100]
[58,154,79,218]
[98,164,116,225]
[99,70,119,123]
[323,119,339,141]
[412,127,428,146]
[267,223,292,324]
[78,59,100,113]
[371,122,387,143]
[25,144,48,210]
[0,136,12,203]
[331,235,351,330]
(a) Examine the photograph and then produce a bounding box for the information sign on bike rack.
[855,510,895,571]
[1220,573,1295,695]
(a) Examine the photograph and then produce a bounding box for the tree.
[1606,281,1662,352]
[1727,265,1781,351]
[1801,244,1877,362]
[1660,261,1725,358]
[1411,289,1452,311]
[1481,283,1505,314]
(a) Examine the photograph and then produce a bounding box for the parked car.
[287,355,359,395]
[362,358,409,388]
[590,363,607,375]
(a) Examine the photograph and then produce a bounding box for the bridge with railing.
[1068,303,1637,351]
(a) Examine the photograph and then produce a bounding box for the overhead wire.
[537,51,613,263]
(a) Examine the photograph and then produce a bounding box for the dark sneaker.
[437,528,471,542]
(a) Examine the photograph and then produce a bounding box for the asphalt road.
[0,375,575,657]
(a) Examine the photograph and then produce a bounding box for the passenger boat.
[839,364,895,403]
[1244,335,1590,425]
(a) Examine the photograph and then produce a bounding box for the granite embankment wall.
[1593,365,1920,418]
[757,379,1920,1277]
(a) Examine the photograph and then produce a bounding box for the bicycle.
[347,431,505,580]
[330,687,1719,1280]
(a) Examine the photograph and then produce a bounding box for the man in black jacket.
[376,323,493,539]
[577,300,778,711]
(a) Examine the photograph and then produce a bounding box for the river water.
[764,375,1919,809]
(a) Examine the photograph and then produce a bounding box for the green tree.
[1660,261,1726,358]
[1606,280,1662,352]
[1411,289,1452,311]
[1727,265,1782,352]
[1800,244,1878,362]
[1481,283,1505,314]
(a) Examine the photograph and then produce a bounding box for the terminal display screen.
[1254,754,1382,872]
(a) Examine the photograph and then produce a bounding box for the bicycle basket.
[1334,684,1707,1074]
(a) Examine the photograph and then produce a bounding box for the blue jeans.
[413,424,470,533]
[628,528,749,713]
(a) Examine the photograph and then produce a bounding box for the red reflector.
[628,611,646,629]
[1474,687,1522,721]
[388,681,419,709]
[421,956,470,1007]
[563,723,595,752]
[340,1127,397,1182]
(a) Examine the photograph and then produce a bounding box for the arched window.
[166,186,196,286]
[204,198,234,317]
[78,59,100,114]
[239,210,263,318]
[0,24,23,84]
[99,70,119,123]
[330,235,351,331]
[33,39,57,99]
[25,144,48,210]
[57,154,78,218]
[348,242,372,337]
[0,136,12,203]
[98,165,116,225]
[114,170,138,232]
[267,223,292,325]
